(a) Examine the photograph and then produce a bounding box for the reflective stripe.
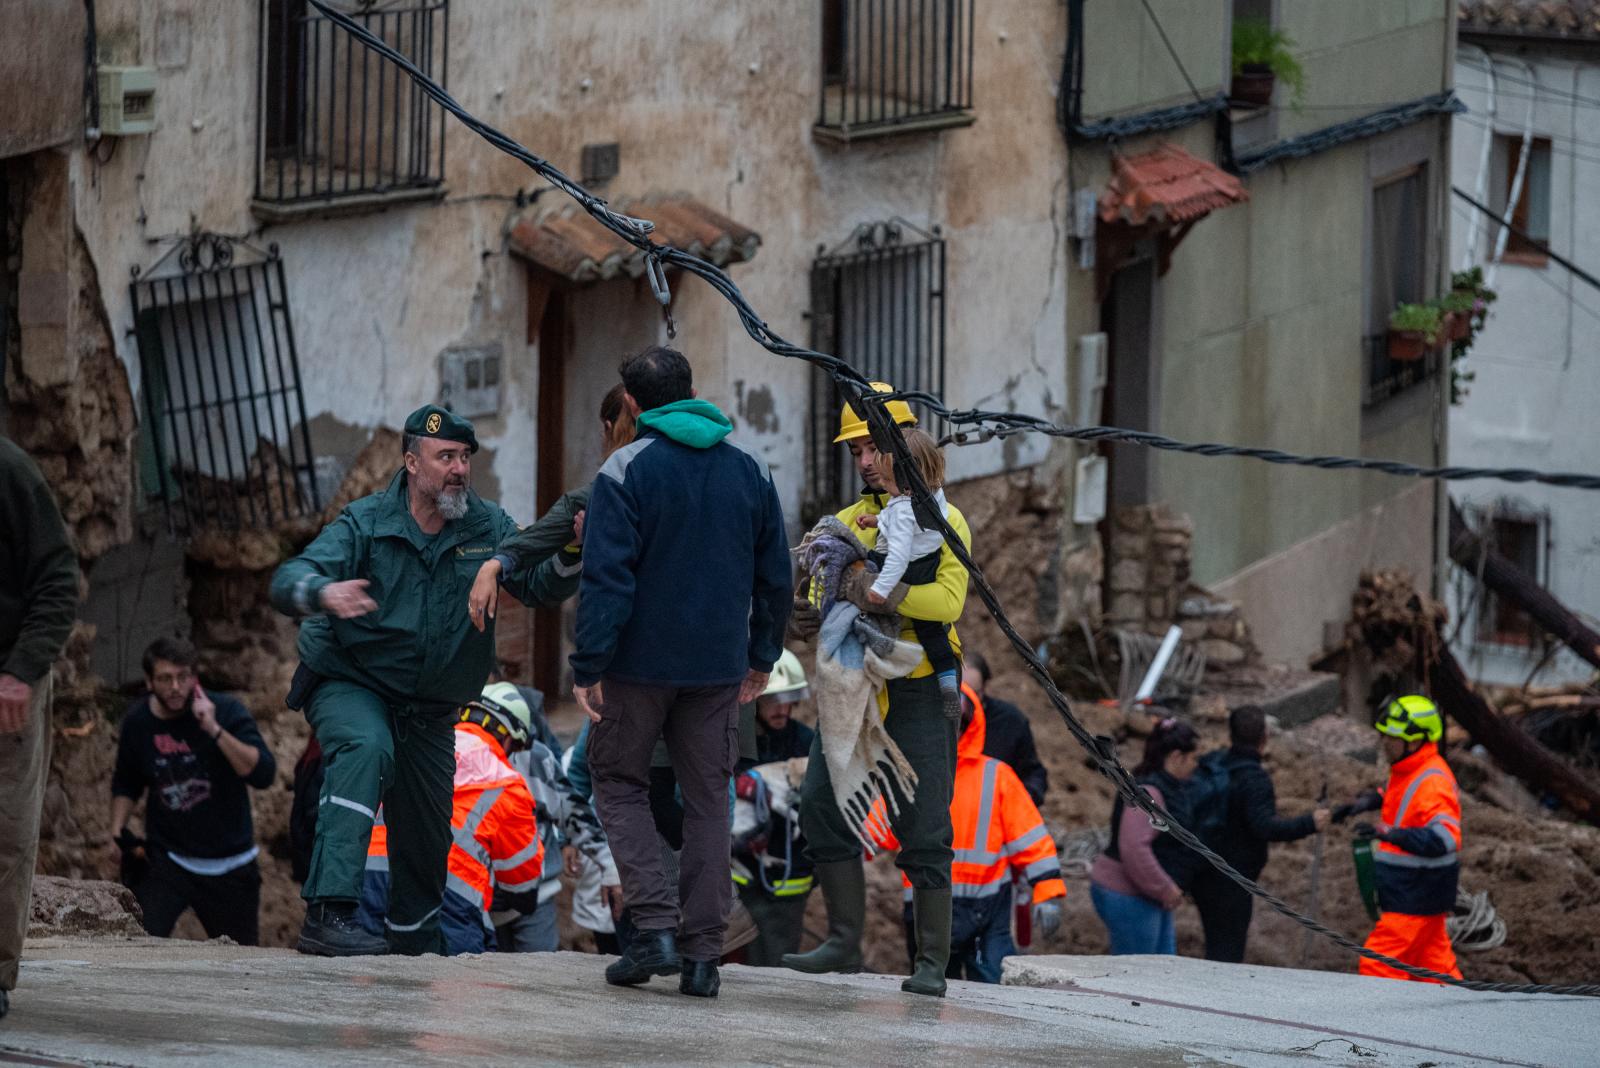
[1393,768,1445,826]
[1023,856,1061,881]
[953,847,999,866]
[385,904,442,932]
[596,437,656,485]
[364,853,390,873]
[461,787,504,837]
[1430,824,1458,852]
[293,575,319,614]
[1003,825,1049,857]
[771,878,814,898]
[447,872,486,908]
[971,762,999,856]
[493,838,542,872]
[1374,852,1458,870]
[325,795,377,821]
[552,554,582,578]
[495,875,540,894]
[951,871,1011,898]
[452,825,491,868]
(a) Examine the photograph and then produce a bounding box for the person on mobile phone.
[109,638,276,945]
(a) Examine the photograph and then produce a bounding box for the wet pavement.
[0,940,1593,1066]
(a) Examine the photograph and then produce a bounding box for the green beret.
[404,404,479,454]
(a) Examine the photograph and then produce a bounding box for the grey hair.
[402,432,419,457]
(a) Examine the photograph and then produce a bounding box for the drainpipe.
[1487,55,1538,288]
[1458,44,1496,270]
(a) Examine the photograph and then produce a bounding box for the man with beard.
[109,637,276,944]
[271,405,560,956]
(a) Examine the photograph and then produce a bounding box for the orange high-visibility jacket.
[874,688,1066,905]
[368,722,543,930]
[1374,741,1460,916]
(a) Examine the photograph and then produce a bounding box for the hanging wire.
[305,1,1600,996]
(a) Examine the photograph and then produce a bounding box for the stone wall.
[1104,504,1256,670]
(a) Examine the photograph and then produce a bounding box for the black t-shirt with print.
[112,693,277,859]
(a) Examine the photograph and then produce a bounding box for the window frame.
[814,0,977,143]
[1363,163,1436,408]
[1494,132,1553,268]
[1468,504,1551,650]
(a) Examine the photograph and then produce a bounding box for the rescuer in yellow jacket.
[1354,695,1463,983]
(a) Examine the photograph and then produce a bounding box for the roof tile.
[1098,143,1248,228]
[509,195,761,283]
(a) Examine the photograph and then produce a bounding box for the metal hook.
[644,253,676,338]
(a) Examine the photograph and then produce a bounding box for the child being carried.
[859,428,962,719]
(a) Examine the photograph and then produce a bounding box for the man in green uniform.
[782,383,970,997]
[271,406,568,956]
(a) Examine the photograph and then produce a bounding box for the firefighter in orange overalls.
[1354,694,1463,983]
[872,683,1065,983]
[358,688,544,955]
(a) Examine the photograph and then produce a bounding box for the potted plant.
[1439,289,1475,341]
[1230,19,1306,109]
[1388,302,1443,362]
[1447,267,1499,404]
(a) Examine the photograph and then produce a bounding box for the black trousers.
[1191,867,1254,963]
[136,852,261,946]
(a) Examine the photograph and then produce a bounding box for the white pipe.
[1134,624,1182,702]
[1459,44,1497,270]
[1488,56,1539,288]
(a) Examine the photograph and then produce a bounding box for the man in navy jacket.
[572,346,791,999]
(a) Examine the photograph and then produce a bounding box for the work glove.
[1352,821,1391,843]
[1333,790,1382,824]
[838,562,907,615]
[1031,900,1064,940]
[787,590,822,640]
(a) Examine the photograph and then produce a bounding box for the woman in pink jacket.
[1089,719,1200,954]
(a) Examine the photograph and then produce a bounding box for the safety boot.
[297,900,388,957]
[605,927,681,987]
[781,860,865,974]
[901,887,952,997]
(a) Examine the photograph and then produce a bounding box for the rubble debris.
[28,875,144,938]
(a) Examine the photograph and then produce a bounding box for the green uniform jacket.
[270,469,563,707]
[0,436,79,684]
[494,484,589,602]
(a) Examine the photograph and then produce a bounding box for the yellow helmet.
[1374,694,1443,744]
[761,649,810,704]
[834,381,918,443]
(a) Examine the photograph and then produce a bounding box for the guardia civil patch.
[426,412,443,433]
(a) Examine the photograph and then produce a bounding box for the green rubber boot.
[901,887,952,997]
[781,860,866,974]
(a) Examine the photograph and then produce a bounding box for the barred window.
[130,237,321,533]
[816,0,976,142]
[1365,166,1436,406]
[807,220,946,517]
[256,0,448,215]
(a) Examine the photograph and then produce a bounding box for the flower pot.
[1230,65,1276,108]
[1388,329,1432,362]
[1445,311,1470,342]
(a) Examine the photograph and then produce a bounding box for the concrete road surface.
[0,938,1594,1067]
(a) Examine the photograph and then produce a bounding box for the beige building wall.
[57,0,1070,530]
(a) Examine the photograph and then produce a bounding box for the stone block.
[1109,559,1146,593]
[1152,514,1194,536]
[1110,533,1145,560]
[1147,594,1169,619]
[1108,592,1145,622]
[1198,639,1247,666]
[1148,562,1177,588]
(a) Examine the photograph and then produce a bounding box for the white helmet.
[761,650,810,704]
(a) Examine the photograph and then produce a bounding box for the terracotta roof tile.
[1098,143,1248,229]
[509,195,761,283]
[1459,1,1600,40]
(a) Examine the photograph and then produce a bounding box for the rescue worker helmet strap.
[1373,694,1443,743]
[834,381,918,443]
[463,693,532,753]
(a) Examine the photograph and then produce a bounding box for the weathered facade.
[1059,0,1455,667]
[1448,2,1600,685]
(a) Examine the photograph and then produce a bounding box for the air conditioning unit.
[96,66,157,136]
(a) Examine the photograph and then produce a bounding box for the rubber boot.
[780,860,865,974]
[901,887,952,997]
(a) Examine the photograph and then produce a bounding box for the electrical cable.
[1138,0,1205,105]
[1453,187,1600,297]
[306,0,1600,996]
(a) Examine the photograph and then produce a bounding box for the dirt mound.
[29,875,144,938]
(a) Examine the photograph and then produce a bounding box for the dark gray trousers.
[589,679,739,961]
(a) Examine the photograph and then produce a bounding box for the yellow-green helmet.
[1374,694,1442,743]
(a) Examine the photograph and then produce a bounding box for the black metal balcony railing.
[1364,332,1441,408]
[807,220,947,517]
[130,236,321,534]
[256,0,448,208]
[817,0,975,139]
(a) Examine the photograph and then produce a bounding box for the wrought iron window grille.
[807,219,947,518]
[255,0,449,214]
[816,0,976,142]
[1363,333,1440,408]
[129,234,321,534]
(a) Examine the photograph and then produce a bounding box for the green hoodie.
[635,398,732,449]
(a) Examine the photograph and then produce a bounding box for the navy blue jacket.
[571,422,791,687]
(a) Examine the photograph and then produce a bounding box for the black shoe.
[297,901,389,957]
[679,959,720,998]
[605,928,680,987]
